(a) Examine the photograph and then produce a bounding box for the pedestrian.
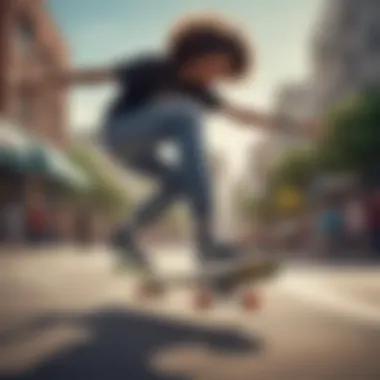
[345,196,367,254]
[317,195,345,258]
[26,196,49,245]
[366,189,380,256]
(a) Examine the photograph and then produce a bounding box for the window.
[341,1,357,30]
[16,19,35,55]
[341,50,359,83]
[368,25,380,53]
[17,96,32,128]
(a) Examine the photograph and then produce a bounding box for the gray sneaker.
[109,229,151,275]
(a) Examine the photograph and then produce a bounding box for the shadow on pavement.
[0,307,262,380]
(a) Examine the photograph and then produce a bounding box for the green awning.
[28,142,90,190]
[0,119,89,189]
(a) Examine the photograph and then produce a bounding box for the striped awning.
[0,119,89,189]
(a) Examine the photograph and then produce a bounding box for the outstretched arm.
[221,104,320,137]
[48,67,116,86]
[17,66,117,93]
[223,104,275,128]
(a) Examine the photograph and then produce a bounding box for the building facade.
[0,1,79,244]
[271,82,315,153]
[0,0,69,147]
[312,0,380,112]
[247,83,316,195]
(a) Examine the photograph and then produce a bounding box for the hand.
[223,105,271,127]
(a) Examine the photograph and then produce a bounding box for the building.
[208,151,235,238]
[247,83,316,195]
[270,83,315,156]
[242,137,270,196]
[0,0,69,147]
[0,1,90,244]
[275,83,317,126]
[312,0,380,112]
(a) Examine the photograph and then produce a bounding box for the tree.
[251,147,322,218]
[319,87,380,183]
[269,147,320,191]
[239,193,276,223]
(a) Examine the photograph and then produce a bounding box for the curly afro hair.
[167,13,254,78]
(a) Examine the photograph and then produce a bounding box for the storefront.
[0,120,89,245]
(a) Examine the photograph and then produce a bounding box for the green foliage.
[269,147,320,191]
[240,193,276,222]
[320,87,380,179]
[241,149,318,222]
[68,146,131,217]
[266,86,380,202]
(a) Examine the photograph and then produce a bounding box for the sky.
[48,0,323,180]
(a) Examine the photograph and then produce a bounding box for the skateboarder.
[20,14,312,279]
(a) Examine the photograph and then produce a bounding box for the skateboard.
[132,259,280,311]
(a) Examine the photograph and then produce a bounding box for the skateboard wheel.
[241,290,262,311]
[193,288,214,310]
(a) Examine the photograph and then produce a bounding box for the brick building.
[0,0,69,146]
[0,0,82,243]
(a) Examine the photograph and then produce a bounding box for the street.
[0,247,379,380]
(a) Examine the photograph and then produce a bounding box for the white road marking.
[278,272,380,327]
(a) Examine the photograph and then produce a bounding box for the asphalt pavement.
[0,246,379,380]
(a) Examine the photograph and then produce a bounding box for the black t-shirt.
[108,54,224,120]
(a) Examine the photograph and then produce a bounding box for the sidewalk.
[323,270,380,307]
[279,263,380,326]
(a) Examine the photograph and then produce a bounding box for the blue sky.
[48,0,322,177]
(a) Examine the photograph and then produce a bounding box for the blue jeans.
[103,98,213,255]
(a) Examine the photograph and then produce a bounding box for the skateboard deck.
[131,258,280,311]
[141,258,279,286]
